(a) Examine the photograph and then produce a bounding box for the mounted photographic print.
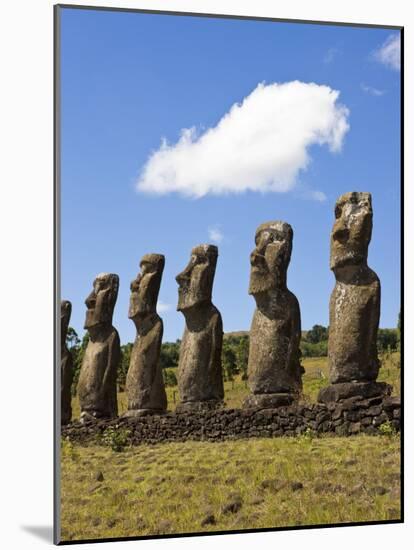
[55,4,403,544]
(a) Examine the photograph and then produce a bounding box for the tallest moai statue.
[318,192,391,403]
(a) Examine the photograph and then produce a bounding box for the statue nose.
[85,291,96,308]
[250,250,262,266]
[333,223,349,243]
[130,276,141,291]
[176,265,191,285]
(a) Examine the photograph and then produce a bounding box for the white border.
[1,1,411,549]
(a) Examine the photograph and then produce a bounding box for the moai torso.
[125,254,167,415]
[329,270,380,383]
[178,305,224,403]
[78,327,120,418]
[249,289,302,394]
[328,192,380,384]
[61,300,74,425]
[77,273,120,420]
[245,221,302,406]
[176,245,224,408]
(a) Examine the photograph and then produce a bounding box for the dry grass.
[70,352,400,418]
[60,433,401,542]
[62,352,401,541]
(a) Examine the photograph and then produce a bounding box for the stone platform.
[62,395,401,446]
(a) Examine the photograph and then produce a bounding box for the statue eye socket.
[270,234,282,243]
[335,206,342,219]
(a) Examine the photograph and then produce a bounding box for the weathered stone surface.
[319,193,384,403]
[175,400,223,413]
[176,244,224,410]
[77,273,120,421]
[62,397,401,445]
[243,393,294,409]
[61,300,74,425]
[244,221,303,408]
[318,381,391,404]
[124,254,167,416]
[383,396,401,410]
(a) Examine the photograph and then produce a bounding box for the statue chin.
[129,304,153,319]
[248,276,275,296]
[178,301,196,312]
[178,294,207,312]
[330,251,365,271]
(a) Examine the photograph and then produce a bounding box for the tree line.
[66,317,400,394]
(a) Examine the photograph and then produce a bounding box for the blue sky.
[60,8,401,344]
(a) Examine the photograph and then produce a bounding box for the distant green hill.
[225,330,313,339]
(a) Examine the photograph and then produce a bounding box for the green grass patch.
[60,434,400,541]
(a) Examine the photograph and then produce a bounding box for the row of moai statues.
[60,192,390,425]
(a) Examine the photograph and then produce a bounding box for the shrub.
[378,421,397,437]
[163,368,178,387]
[299,427,316,442]
[100,426,131,452]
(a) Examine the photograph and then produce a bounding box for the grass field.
[62,352,401,541]
[60,433,401,541]
[70,352,401,418]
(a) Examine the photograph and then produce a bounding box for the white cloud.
[309,190,327,202]
[373,34,400,71]
[157,301,172,313]
[361,83,386,97]
[136,81,350,198]
[208,225,223,244]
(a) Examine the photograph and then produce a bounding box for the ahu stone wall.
[62,395,400,446]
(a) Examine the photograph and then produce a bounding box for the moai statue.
[244,221,303,408]
[318,192,390,403]
[77,273,120,422]
[176,244,224,411]
[61,300,74,425]
[124,254,167,416]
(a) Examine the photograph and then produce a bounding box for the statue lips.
[250,249,266,269]
[128,273,146,319]
[128,289,139,319]
[176,262,194,310]
[84,292,97,328]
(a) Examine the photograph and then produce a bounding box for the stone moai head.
[128,254,165,320]
[249,221,293,296]
[176,244,218,311]
[84,273,119,329]
[61,300,72,344]
[330,192,373,271]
